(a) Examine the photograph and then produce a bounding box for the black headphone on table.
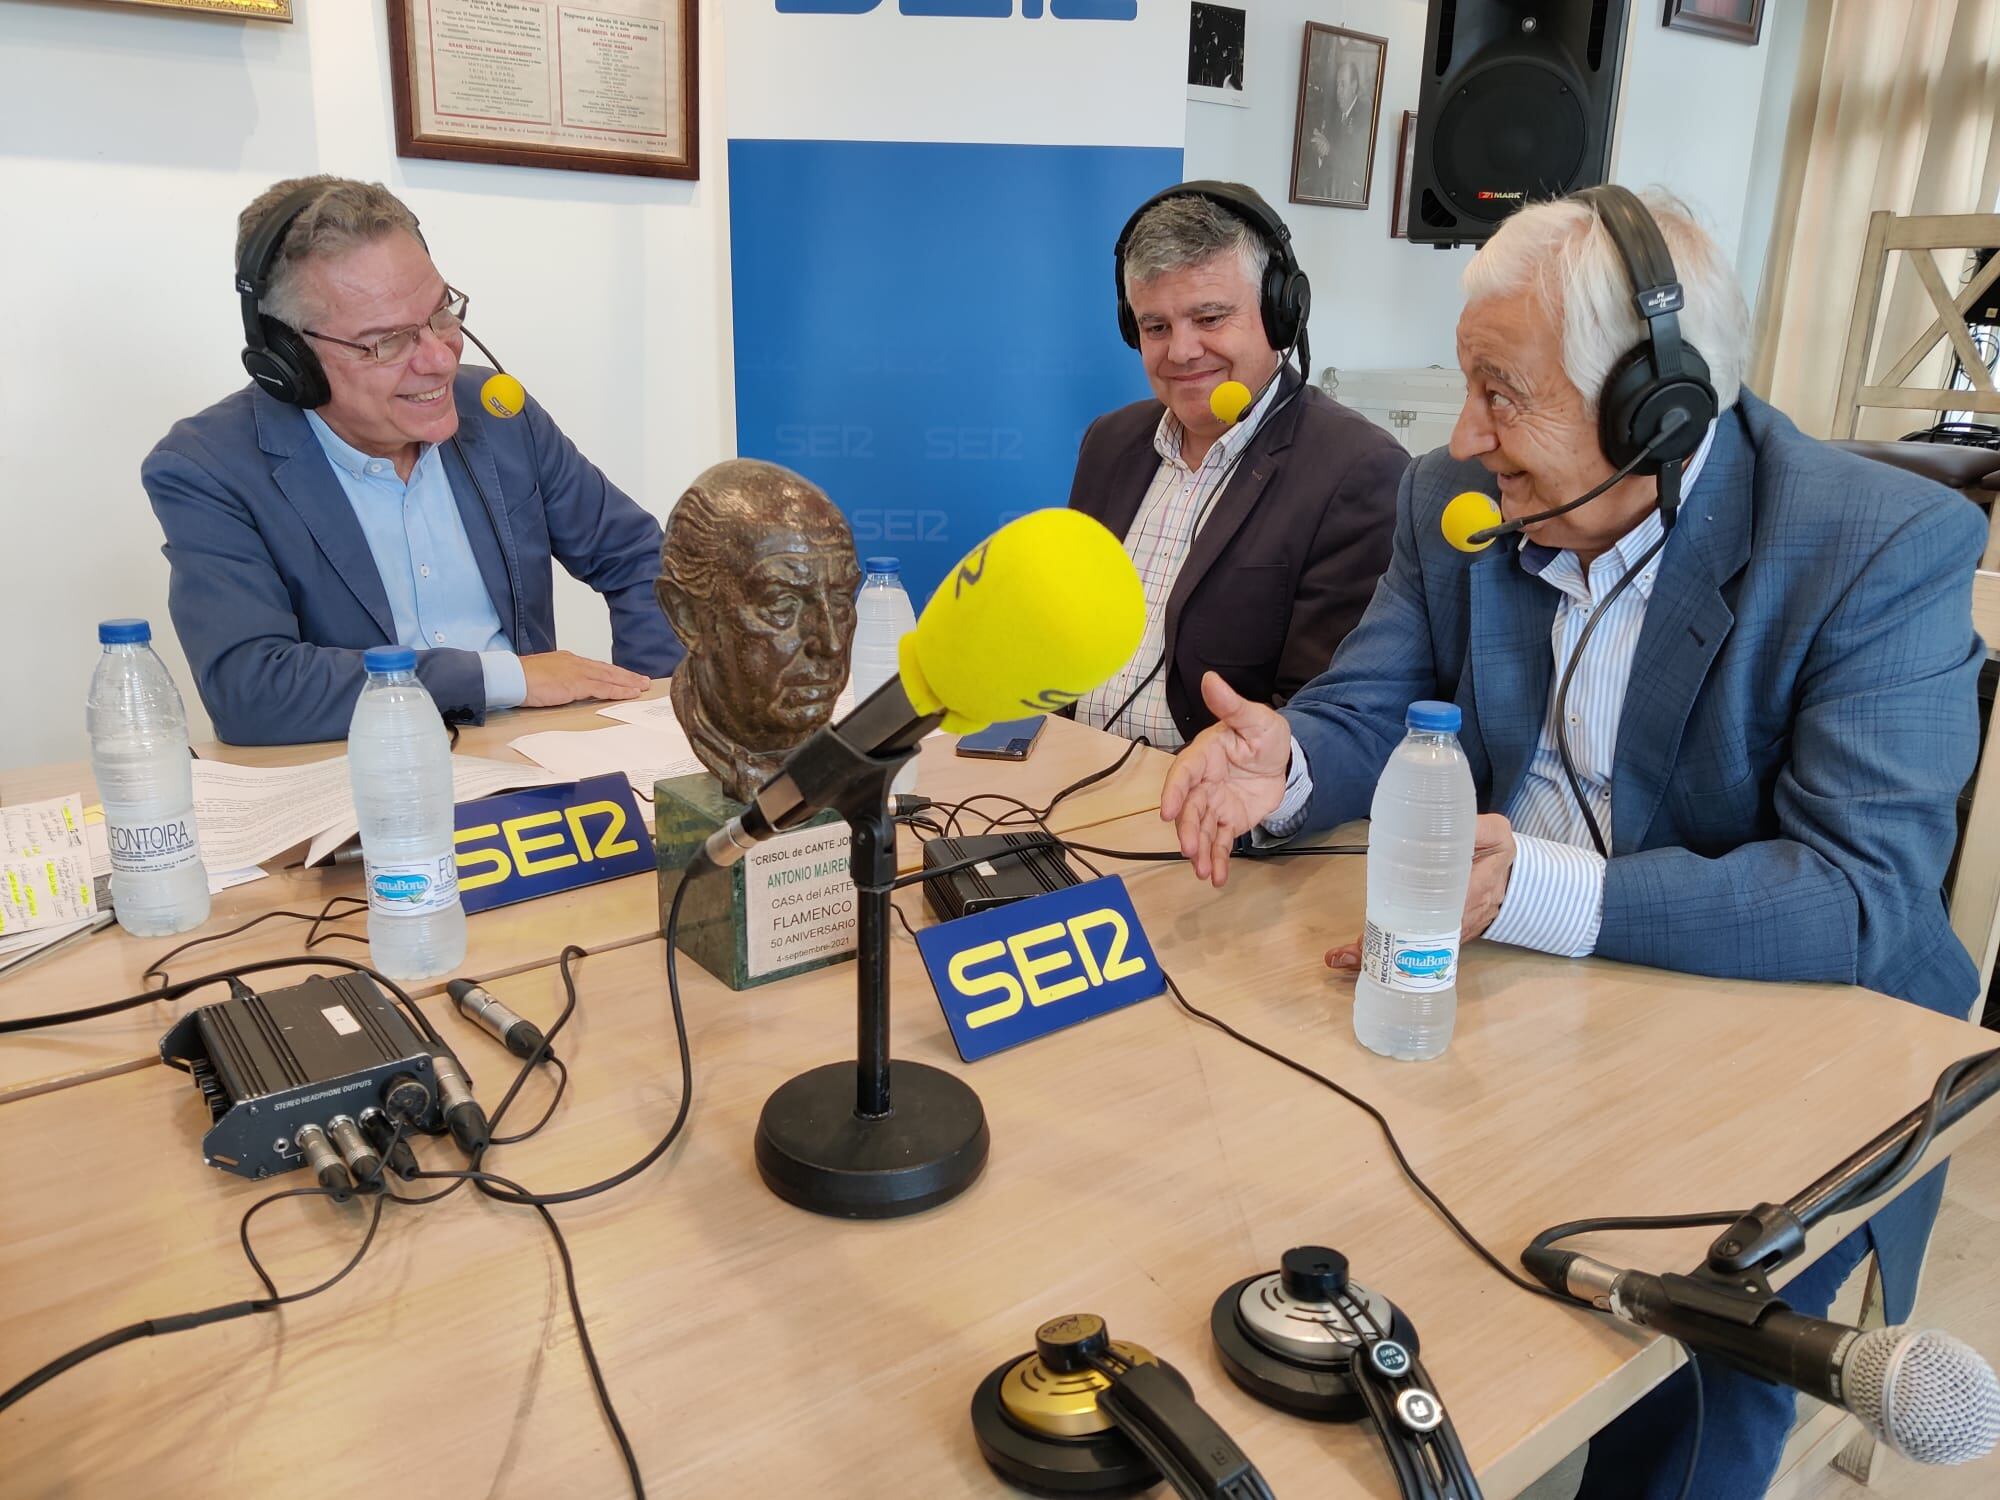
[1577,184,1718,476]
[1113,180,1311,356]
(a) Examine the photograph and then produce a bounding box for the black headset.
[1113,180,1311,354]
[236,186,439,411]
[236,184,337,409]
[1577,184,1718,475]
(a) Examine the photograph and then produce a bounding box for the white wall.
[0,0,734,767]
[1183,0,1793,383]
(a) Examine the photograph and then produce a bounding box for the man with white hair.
[144,175,683,744]
[1160,185,1984,1495]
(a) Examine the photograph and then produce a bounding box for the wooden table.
[2,800,1992,1498]
[0,696,1168,1103]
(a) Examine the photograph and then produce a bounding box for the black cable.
[1158,964,1561,1305]
[1552,524,1672,859]
[1158,961,1703,1499]
[1,1136,398,1415]
[142,894,366,987]
[449,898,693,1207]
[0,953,444,1049]
[1095,358,1310,742]
[1822,1047,1994,1220]
[489,1055,569,1146]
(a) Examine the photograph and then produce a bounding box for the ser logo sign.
[452,773,656,915]
[915,875,1163,1061]
[779,1,1135,16]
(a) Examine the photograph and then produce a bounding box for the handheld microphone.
[1439,415,1689,553]
[693,509,1144,874]
[459,327,524,418]
[1524,1247,2000,1465]
[447,979,547,1060]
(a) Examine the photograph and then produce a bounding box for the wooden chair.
[1833,211,2000,568]
[1766,568,2000,1497]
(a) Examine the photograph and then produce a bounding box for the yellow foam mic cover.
[1441,491,1504,553]
[480,371,526,419]
[896,509,1144,734]
[1209,379,1254,426]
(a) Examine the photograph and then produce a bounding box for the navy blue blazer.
[143,369,684,745]
[1278,392,1987,1314]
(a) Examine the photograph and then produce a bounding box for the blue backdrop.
[729,138,1181,607]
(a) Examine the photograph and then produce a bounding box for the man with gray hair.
[142,175,683,744]
[1068,181,1406,749]
[1159,186,1984,1495]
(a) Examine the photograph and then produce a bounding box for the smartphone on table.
[953,716,1048,761]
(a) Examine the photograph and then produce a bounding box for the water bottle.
[852,556,920,797]
[1352,701,1476,1061]
[86,619,211,937]
[347,647,465,980]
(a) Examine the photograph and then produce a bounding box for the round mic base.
[754,1060,989,1218]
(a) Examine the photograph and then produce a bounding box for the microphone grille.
[1846,1326,2000,1465]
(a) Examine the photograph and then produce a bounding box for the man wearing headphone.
[142,175,684,745]
[1067,181,1408,750]
[1159,186,1986,1495]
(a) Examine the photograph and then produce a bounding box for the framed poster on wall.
[88,0,290,15]
[1290,22,1386,209]
[387,0,698,179]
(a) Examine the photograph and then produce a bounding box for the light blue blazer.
[1280,391,1986,1313]
[143,369,683,745]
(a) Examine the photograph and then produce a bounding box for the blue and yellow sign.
[915,875,1163,1062]
[453,774,655,915]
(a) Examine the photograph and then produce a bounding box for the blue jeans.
[1573,1160,1949,1500]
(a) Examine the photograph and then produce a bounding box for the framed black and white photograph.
[1663,0,1765,45]
[1187,3,1249,109]
[1290,23,1386,209]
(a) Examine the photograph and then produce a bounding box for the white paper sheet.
[510,723,706,801]
[186,754,561,871]
[0,795,96,936]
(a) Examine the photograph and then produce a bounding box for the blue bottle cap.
[863,556,901,575]
[98,618,151,645]
[364,646,418,673]
[1406,700,1461,734]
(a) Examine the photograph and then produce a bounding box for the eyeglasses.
[302,287,469,365]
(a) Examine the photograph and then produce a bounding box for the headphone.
[1114,180,1311,355]
[1577,184,1718,475]
[236,185,340,409]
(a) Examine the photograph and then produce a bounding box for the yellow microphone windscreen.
[481,372,526,419]
[897,509,1144,734]
[1441,491,1504,553]
[1209,379,1254,426]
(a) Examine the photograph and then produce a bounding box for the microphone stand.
[1703,1046,2000,1280]
[745,725,990,1219]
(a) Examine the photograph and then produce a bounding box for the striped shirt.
[1267,426,1715,957]
[1073,377,1283,749]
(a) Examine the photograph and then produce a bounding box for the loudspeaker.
[1407,1,1632,246]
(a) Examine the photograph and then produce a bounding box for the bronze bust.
[657,460,862,802]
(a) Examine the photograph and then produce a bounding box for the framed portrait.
[1187,3,1249,109]
[1390,111,1418,239]
[90,0,290,15]
[1290,23,1386,210]
[1662,0,1765,45]
[387,0,698,180]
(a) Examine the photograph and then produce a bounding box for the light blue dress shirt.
[305,414,527,710]
[1265,426,1716,956]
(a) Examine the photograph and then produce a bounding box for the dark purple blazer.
[1066,371,1408,740]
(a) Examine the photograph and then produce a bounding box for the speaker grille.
[1433,0,1458,75]
[1432,60,1588,223]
